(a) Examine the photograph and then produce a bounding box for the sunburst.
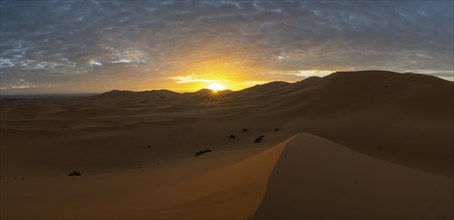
[207,83,227,92]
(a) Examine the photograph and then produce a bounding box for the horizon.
[1,69,451,96]
[1,1,453,95]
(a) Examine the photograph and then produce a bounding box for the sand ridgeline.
[1,70,453,219]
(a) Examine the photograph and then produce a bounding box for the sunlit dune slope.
[1,133,289,219]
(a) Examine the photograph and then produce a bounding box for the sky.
[1,0,453,94]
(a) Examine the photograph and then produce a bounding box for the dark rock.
[254,135,264,143]
[68,171,81,176]
[195,149,212,157]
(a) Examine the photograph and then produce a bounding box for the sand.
[254,133,453,219]
[1,70,453,219]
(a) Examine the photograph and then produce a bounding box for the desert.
[1,70,453,219]
[1,1,453,219]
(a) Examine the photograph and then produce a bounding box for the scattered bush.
[68,171,81,176]
[254,135,265,143]
[242,128,248,132]
[230,134,236,139]
[195,149,212,157]
[274,128,280,131]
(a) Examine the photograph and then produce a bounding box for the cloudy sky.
[1,0,453,94]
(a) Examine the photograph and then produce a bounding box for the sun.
[207,82,227,91]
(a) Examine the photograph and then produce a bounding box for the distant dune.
[1,70,452,219]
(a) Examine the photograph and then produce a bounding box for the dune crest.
[149,137,290,219]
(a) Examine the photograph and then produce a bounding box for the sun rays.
[198,82,231,115]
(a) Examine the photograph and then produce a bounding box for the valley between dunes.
[1,70,453,219]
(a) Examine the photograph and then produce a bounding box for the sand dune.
[1,134,289,219]
[254,133,453,219]
[1,70,452,219]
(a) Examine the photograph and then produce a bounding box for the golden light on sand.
[1,71,453,219]
[207,82,227,91]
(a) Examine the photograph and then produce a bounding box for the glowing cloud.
[169,74,217,84]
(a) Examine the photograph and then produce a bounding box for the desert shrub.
[274,128,280,131]
[195,149,212,157]
[254,135,264,143]
[68,171,81,176]
[230,134,236,139]
[242,128,248,132]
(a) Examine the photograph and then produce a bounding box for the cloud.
[169,74,220,84]
[88,59,102,66]
[111,59,131,64]
[293,70,333,78]
[0,0,452,94]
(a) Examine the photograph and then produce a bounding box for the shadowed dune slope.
[254,133,454,220]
